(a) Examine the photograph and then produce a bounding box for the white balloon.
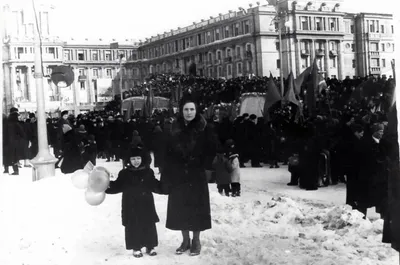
[71,169,90,189]
[85,190,106,206]
[88,167,111,193]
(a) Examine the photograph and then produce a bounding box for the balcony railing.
[315,49,325,56]
[370,51,380,57]
[330,50,338,56]
[301,49,310,56]
[224,56,233,63]
[214,59,222,64]
[78,75,87,81]
[370,67,381,73]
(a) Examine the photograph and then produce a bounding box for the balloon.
[85,190,106,206]
[88,166,110,193]
[71,169,90,189]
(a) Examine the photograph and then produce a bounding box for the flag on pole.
[294,66,312,95]
[307,59,318,117]
[143,86,154,118]
[284,71,299,106]
[263,73,282,121]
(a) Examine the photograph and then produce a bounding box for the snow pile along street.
[0,161,397,265]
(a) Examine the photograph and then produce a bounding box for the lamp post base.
[30,152,58,181]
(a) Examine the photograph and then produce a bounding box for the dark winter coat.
[212,153,232,185]
[106,167,160,227]
[6,113,26,164]
[161,115,215,231]
[357,136,388,211]
[60,129,84,174]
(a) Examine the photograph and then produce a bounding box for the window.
[93,69,99,77]
[106,69,112,77]
[17,47,24,59]
[350,25,354,33]
[382,43,385,52]
[80,81,85,90]
[236,47,241,58]
[381,25,385,33]
[371,58,380,67]
[176,40,180,51]
[175,59,180,68]
[227,64,232,76]
[215,29,220,41]
[207,32,211,43]
[237,63,242,74]
[330,57,336,68]
[182,39,186,50]
[226,48,231,57]
[300,16,309,30]
[217,66,222,77]
[78,69,85,76]
[104,51,111,60]
[208,67,213,77]
[351,44,355,52]
[225,26,230,38]
[393,43,395,52]
[208,53,212,63]
[316,17,322,31]
[277,59,280,69]
[78,50,84,60]
[301,57,308,68]
[276,42,280,50]
[392,25,394,34]
[64,50,71,60]
[382,59,386,68]
[330,18,336,31]
[48,47,55,55]
[243,20,250,34]
[92,50,98,60]
[370,22,374,33]
[371,42,379,51]
[217,51,222,60]
[235,23,240,36]
[198,53,203,63]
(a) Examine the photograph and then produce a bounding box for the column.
[27,65,36,102]
[324,40,330,77]
[296,40,301,76]
[72,68,80,116]
[10,65,16,104]
[86,67,92,104]
[311,40,315,63]
[338,40,344,80]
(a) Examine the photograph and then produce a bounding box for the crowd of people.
[2,72,399,255]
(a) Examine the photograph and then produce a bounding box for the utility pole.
[29,0,57,180]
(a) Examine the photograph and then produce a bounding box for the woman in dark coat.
[106,146,161,258]
[6,112,26,175]
[60,124,84,174]
[161,94,216,256]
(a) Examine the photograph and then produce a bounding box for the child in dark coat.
[82,134,97,166]
[212,150,232,196]
[105,146,161,258]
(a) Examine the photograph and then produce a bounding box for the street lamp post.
[119,54,124,115]
[29,0,58,180]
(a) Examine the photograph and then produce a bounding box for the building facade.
[2,4,139,113]
[124,0,395,83]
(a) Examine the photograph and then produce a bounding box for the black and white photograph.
[0,0,400,264]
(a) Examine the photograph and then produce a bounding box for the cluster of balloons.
[71,166,111,206]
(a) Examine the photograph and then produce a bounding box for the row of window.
[13,46,59,59]
[370,42,395,52]
[299,16,340,31]
[149,61,253,78]
[75,67,140,79]
[140,20,252,60]
[344,21,394,34]
[63,49,137,61]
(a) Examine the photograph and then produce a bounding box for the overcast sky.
[7,0,398,41]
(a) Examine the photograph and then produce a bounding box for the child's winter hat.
[129,146,145,158]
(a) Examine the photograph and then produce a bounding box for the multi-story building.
[2,4,138,113]
[124,0,395,83]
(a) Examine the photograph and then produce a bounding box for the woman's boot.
[190,231,201,256]
[176,230,190,255]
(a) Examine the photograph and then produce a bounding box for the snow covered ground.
[0,159,398,265]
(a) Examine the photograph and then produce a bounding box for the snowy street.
[0,159,397,265]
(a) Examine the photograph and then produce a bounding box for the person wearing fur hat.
[59,123,84,174]
[106,146,161,258]
[161,93,216,256]
[356,122,388,218]
[4,112,26,175]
